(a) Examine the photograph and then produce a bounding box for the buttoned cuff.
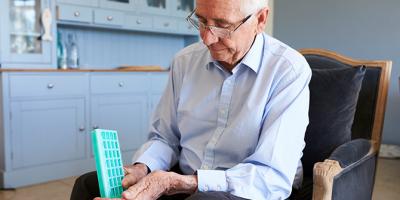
[197,170,227,192]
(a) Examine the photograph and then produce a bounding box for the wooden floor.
[0,158,399,200]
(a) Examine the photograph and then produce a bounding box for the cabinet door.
[91,94,148,164]
[1,0,55,68]
[99,0,135,11]
[10,98,86,169]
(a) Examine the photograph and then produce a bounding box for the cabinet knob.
[107,16,114,21]
[163,22,170,27]
[136,20,142,24]
[79,126,85,131]
[74,11,80,17]
[118,82,124,87]
[93,125,99,130]
[47,83,54,89]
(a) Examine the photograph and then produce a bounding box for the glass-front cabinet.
[56,0,98,7]
[137,0,171,15]
[172,0,195,17]
[0,0,56,68]
[99,0,135,11]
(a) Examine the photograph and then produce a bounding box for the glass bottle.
[56,31,67,69]
[67,33,79,69]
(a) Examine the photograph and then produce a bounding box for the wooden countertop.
[0,66,169,72]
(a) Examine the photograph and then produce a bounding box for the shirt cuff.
[197,170,228,192]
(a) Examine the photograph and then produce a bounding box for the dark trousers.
[70,171,248,200]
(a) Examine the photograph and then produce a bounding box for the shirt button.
[217,185,221,190]
[204,185,209,191]
[203,165,209,170]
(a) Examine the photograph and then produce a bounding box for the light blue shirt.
[134,33,311,199]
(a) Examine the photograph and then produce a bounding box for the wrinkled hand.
[94,165,197,200]
[121,170,174,200]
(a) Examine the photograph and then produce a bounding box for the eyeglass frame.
[186,9,253,38]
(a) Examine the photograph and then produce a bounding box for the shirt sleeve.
[133,61,183,172]
[197,63,311,199]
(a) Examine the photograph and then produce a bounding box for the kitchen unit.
[0,70,168,188]
[0,0,197,188]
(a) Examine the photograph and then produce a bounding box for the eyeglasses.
[186,9,253,39]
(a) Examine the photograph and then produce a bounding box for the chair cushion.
[302,66,366,177]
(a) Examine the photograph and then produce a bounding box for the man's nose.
[201,28,219,46]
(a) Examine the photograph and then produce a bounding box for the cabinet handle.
[118,82,124,87]
[163,22,170,27]
[107,16,113,21]
[79,126,85,131]
[93,125,99,130]
[47,83,54,89]
[136,20,142,24]
[74,11,80,17]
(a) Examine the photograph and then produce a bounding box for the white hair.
[240,0,269,16]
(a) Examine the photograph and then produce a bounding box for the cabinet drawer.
[9,74,87,97]
[153,17,178,32]
[94,9,124,26]
[57,4,93,23]
[90,74,149,94]
[125,15,153,29]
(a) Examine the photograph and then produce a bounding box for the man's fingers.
[123,166,135,175]
[121,173,141,188]
[121,190,135,199]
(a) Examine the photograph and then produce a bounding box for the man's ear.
[256,7,269,34]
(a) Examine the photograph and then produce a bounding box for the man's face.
[196,0,259,68]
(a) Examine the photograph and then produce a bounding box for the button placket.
[201,74,237,170]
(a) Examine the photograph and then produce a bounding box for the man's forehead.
[196,0,241,12]
[195,0,243,22]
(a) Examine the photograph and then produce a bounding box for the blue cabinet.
[0,0,56,69]
[57,4,93,24]
[90,73,150,165]
[10,99,86,169]
[93,9,125,27]
[0,71,169,188]
[55,0,198,36]
[1,72,88,187]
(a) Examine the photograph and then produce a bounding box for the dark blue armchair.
[289,49,392,200]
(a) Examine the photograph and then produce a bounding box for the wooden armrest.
[312,159,343,200]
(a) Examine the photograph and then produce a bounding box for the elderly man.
[71,0,311,199]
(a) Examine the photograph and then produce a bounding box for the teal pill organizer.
[92,129,124,198]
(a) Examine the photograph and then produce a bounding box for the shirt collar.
[205,33,264,74]
[240,33,264,73]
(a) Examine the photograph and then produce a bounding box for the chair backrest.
[299,48,391,177]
